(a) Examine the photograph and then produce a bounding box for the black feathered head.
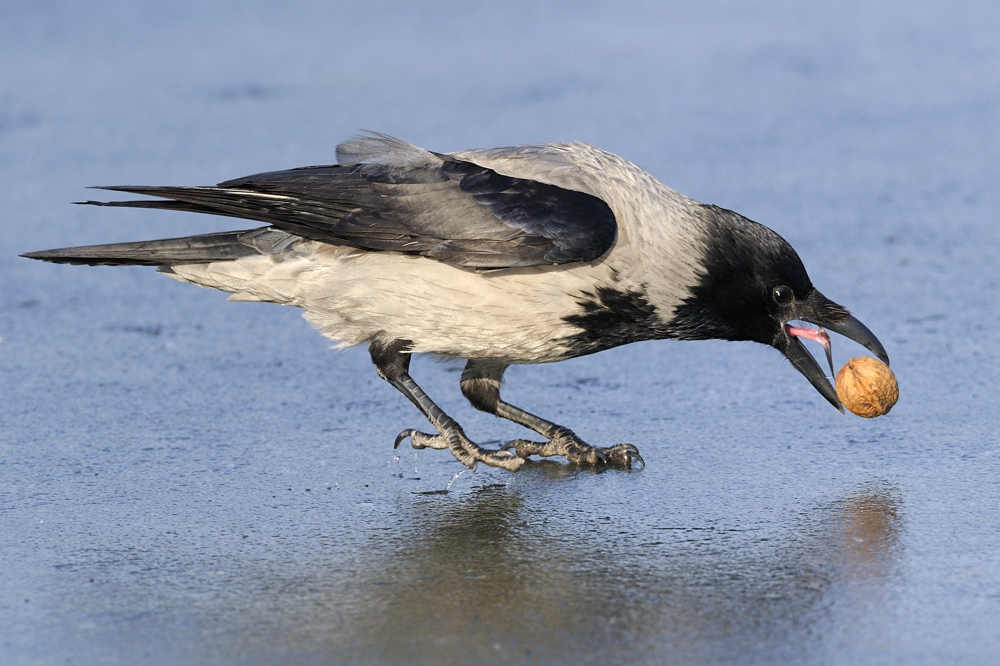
[666,206,888,410]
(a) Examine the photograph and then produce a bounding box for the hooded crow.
[23,133,889,471]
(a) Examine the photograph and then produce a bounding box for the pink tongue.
[785,324,831,347]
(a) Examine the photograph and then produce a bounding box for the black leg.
[460,359,643,467]
[369,340,523,471]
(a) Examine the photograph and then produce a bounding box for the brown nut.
[835,357,899,418]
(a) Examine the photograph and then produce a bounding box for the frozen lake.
[2,2,998,664]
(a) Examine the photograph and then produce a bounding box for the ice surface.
[1,1,999,664]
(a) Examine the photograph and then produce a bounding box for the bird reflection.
[298,476,904,665]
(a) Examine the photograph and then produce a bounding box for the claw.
[596,443,644,468]
[622,444,645,468]
[393,429,416,449]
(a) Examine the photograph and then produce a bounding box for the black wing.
[86,158,617,269]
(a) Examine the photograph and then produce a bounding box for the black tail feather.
[76,198,246,219]
[21,229,263,266]
[79,185,360,246]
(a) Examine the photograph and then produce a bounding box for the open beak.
[777,291,890,412]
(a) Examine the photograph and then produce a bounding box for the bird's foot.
[501,428,643,467]
[394,428,525,472]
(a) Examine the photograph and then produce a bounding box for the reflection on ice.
[837,484,902,579]
[263,477,905,665]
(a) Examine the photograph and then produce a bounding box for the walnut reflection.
[835,484,902,582]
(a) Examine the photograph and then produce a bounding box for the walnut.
[835,357,899,418]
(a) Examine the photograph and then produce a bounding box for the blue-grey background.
[2,2,998,664]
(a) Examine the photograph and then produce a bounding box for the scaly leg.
[460,359,643,467]
[369,340,523,471]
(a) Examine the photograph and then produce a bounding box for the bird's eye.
[773,285,793,304]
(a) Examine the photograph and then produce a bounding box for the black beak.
[777,290,890,412]
[806,315,890,367]
[781,334,844,411]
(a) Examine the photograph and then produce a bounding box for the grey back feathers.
[335,132,442,168]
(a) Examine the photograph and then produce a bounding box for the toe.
[501,439,543,458]
[484,451,525,472]
[404,430,452,450]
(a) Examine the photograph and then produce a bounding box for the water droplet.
[445,468,470,491]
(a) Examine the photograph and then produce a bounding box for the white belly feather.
[166,240,620,363]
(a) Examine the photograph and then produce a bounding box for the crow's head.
[666,205,889,410]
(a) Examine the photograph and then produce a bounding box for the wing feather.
[86,139,618,269]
